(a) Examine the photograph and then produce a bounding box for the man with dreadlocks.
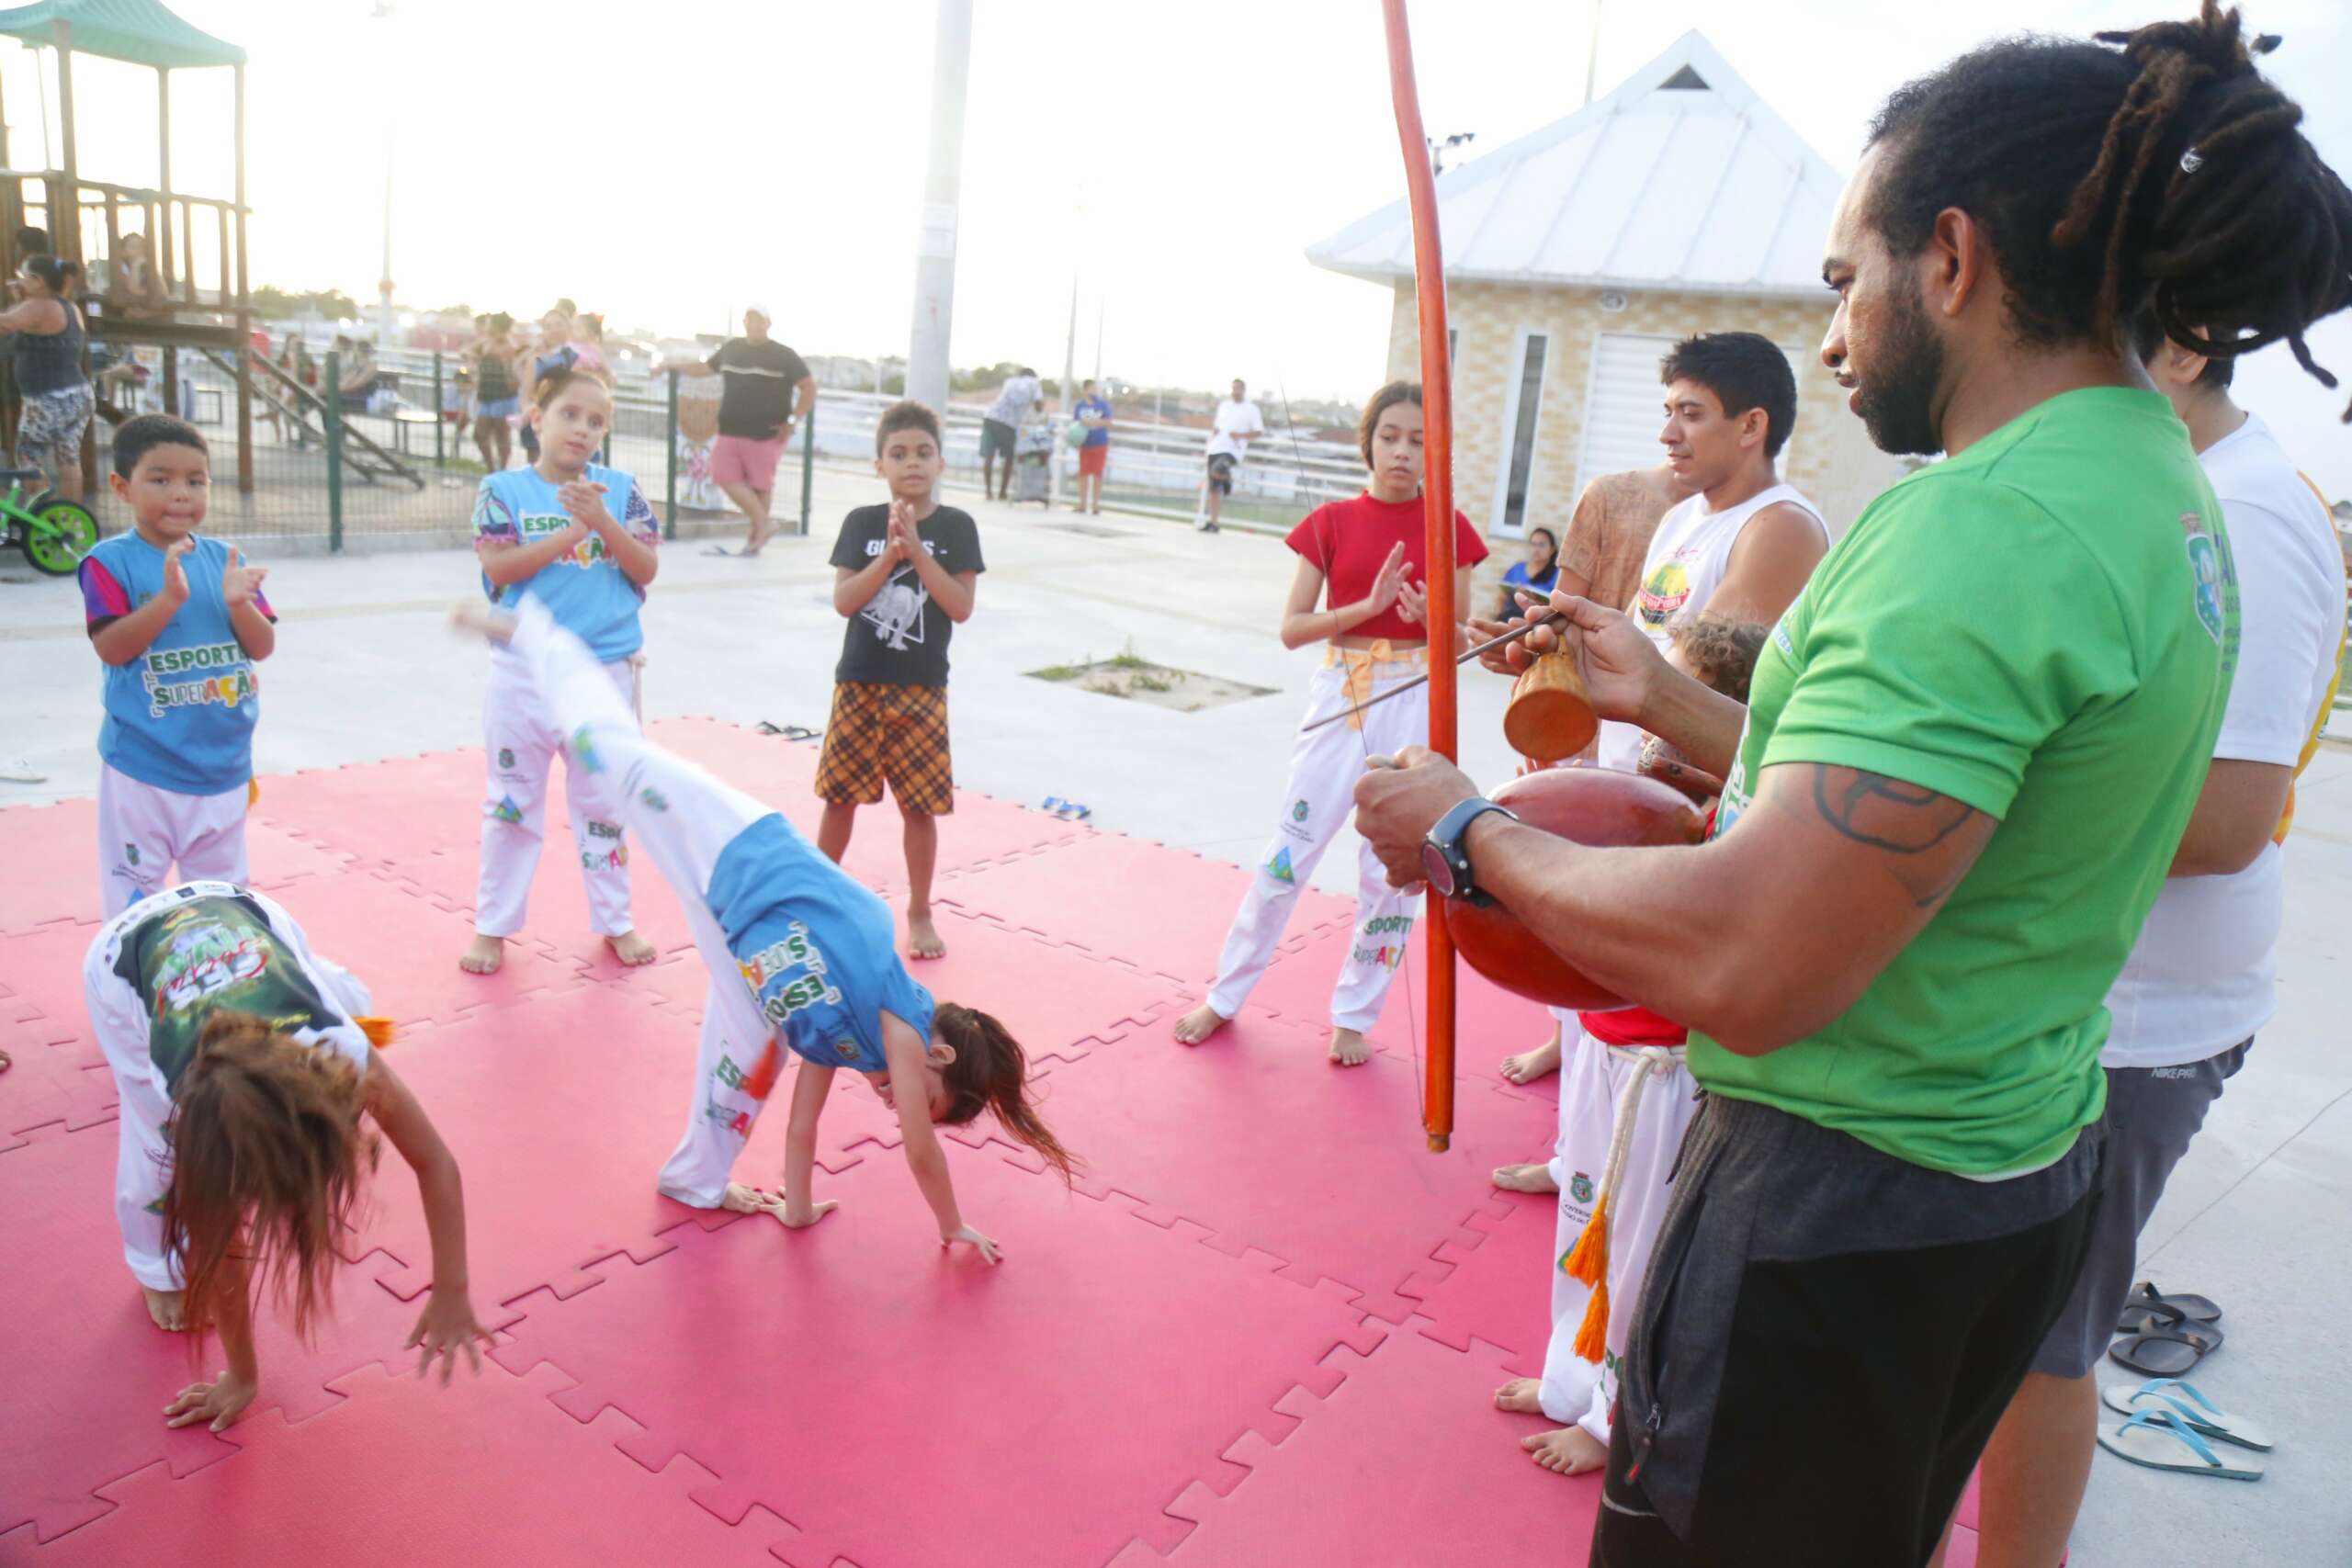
[1352,6,2352,1562]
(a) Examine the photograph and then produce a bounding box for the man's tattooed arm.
[1781,764,1997,910]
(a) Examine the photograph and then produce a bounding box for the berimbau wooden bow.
[1380,0,1459,1153]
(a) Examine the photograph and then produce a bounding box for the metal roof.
[1308,32,1842,299]
[0,0,244,70]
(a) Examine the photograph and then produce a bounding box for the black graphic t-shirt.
[112,889,345,1090]
[827,503,985,688]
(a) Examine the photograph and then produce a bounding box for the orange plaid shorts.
[814,681,954,815]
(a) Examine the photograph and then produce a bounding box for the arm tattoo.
[1805,765,1992,908]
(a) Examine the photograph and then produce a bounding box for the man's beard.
[1854,274,1947,457]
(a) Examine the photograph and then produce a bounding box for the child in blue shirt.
[453,595,1075,1264]
[459,367,663,976]
[78,415,276,916]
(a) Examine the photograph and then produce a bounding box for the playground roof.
[0,0,243,70]
[1306,31,1841,300]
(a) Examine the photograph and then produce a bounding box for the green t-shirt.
[1691,388,2239,1176]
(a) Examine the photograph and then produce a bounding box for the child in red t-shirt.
[1170,380,1487,1065]
[1491,615,1769,1479]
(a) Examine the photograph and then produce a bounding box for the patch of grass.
[1127,669,1182,694]
[1106,638,1151,671]
[1028,660,1090,682]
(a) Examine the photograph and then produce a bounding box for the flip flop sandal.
[2119,1280,2222,1333]
[2109,1321,2224,1378]
[2103,1379,2273,1451]
[701,545,738,557]
[756,723,822,742]
[2098,1405,2266,1480]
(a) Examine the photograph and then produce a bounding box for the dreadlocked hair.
[161,1010,380,1354]
[1865,3,2352,419]
[933,1003,1080,1184]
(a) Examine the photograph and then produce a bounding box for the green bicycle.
[0,466,98,574]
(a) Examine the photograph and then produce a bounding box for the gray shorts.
[978,417,1016,460]
[2030,1039,2251,1378]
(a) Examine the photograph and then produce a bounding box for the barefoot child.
[79,415,274,916]
[455,597,1072,1263]
[461,367,662,974]
[816,400,983,960]
[1172,381,1485,1065]
[1491,614,1767,1478]
[85,881,490,1431]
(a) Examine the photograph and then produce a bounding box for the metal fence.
[61,334,1369,553]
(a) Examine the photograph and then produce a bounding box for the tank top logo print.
[1636,558,1692,628]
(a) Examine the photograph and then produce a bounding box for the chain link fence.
[52,334,1370,554]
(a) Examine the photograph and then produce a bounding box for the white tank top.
[1594,480,1825,773]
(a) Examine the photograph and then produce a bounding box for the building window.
[1492,330,1548,537]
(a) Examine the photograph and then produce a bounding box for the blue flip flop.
[2103,1379,2273,1451]
[2098,1404,2266,1480]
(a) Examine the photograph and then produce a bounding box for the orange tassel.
[355,1016,397,1047]
[741,1040,783,1101]
[247,778,261,808]
[1564,1193,1611,1287]
[1572,1278,1610,1363]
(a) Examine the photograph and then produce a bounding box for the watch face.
[1419,838,1456,898]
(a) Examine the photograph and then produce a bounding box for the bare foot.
[721,1182,786,1218]
[458,933,504,975]
[1495,1377,1545,1414]
[143,1285,187,1332]
[1524,1425,1608,1475]
[907,911,946,960]
[1501,1034,1564,1084]
[606,931,659,966]
[1329,1027,1370,1066]
[1493,1163,1559,1194]
[1172,1003,1229,1046]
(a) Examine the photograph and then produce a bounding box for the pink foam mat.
[1240,916,1557,1062]
[0,795,350,937]
[935,831,1354,985]
[0,737,1597,1564]
[490,1150,1385,1568]
[1107,1324,1594,1566]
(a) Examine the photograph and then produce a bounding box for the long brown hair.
[161,1011,379,1349]
[933,1003,1080,1183]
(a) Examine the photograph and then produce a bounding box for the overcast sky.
[6,0,2346,491]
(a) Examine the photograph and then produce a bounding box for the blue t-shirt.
[472,463,659,661]
[1076,395,1113,448]
[1500,559,1559,597]
[707,812,935,1074]
[79,534,274,795]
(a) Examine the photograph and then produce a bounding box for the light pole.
[372,1,396,346]
[907,0,973,412]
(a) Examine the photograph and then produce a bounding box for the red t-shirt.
[1285,491,1489,643]
[1581,805,1714,1048]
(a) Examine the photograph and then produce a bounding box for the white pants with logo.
[83,884,373,1291]
[492,601,787,1209]
[96,762,248,919]
[1205,657,1425,1032]
[1541,1029,1700,1442]
[476,649,639,938]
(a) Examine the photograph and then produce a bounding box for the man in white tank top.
[1595,333,1830,773]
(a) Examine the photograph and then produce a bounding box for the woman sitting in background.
[1495,525,1558,618]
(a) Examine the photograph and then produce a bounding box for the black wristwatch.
[1420,797,1517,900]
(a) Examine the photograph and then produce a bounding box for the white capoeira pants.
[1540,1029,1700,1442]
[83,884,374,1291]
[1205,653,1426,1032]
[476,649,639,938]
[96,762,248,919]
[492,601,792,1210]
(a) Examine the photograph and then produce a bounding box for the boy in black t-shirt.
[816,400,984,960]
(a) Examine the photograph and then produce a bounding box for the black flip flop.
[2110,1321,2224,1378]
[756,721,821,743]
[2117,1280,2222,1335]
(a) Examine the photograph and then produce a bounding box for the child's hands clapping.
[557,479,610,534]
[221,546,268,610]
[160,536,196,604]
[1364,541,1409,615]
[885,499,922,564]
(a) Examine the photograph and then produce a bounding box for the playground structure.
[0,0,421,502]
